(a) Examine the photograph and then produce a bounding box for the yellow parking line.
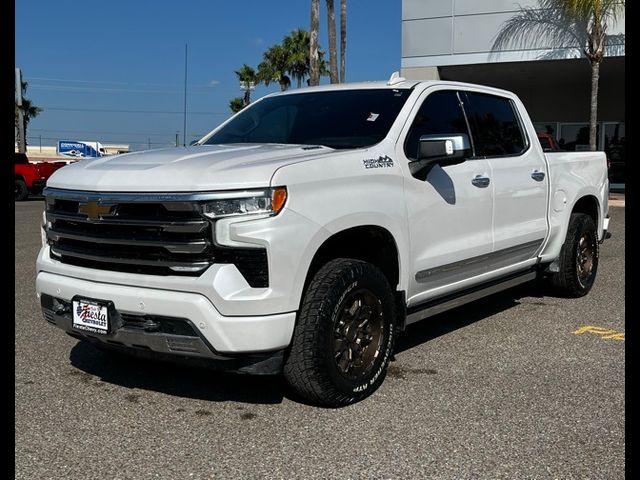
[573,325,625,341]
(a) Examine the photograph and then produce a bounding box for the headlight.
[200,187,287,219]
[41,209,48,247]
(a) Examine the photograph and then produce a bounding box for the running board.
[405,269,537,325]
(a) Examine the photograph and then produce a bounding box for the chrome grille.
[43,188,269,285]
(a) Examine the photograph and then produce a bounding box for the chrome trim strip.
[415,239,543,284]
[47,228,209,254]
[46,212,208,233]
[43,187,270,202]
[50,246,211,270]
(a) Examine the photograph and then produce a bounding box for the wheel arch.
[571,194,600,227]
[304,225,400,291]
[301,225,406,328]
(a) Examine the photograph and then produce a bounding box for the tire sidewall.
[319,263,396,399]
[567,214,599,295]
[15,179,28,201]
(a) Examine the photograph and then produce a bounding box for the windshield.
[202,88,411,149]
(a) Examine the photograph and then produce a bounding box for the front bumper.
[42,293,284,374]
[36,271,296,356]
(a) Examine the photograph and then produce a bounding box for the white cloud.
[209,80,220,87]
[254,37,264,46]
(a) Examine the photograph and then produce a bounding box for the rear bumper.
[36,271,296,355]
[600,215,611,243]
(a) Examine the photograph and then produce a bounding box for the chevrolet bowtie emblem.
[78,201,116,220]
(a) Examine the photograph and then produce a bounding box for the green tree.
[326,0,338,83]
[234,64,258,106]
[15,81,43,152]
[257,44,292,91]
[492,0,625,150]
[309,0,320,86]
[340,0,347,83]
[229,97,245,113]
[283,28,329,87]
[284,29,312,88]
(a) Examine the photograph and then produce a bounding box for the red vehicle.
[537,132,561,152]
[15,153,67,201]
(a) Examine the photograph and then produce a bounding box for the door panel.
[397,89,494,305]
[404,159,494,300]
[462,92,548,257]
[488,152,548,254]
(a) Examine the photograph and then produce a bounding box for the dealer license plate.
[72,298,109,334]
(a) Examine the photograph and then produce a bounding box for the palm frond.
[491,5,588,58]
[604,33,625,56]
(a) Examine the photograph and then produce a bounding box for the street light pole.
[15,68,26,153]
[240,80,255,107]
[183,44,188,146]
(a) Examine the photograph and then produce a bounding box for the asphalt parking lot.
[16,200,624,479]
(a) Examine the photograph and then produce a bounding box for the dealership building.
[400,0,625,186]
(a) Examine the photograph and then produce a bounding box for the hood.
[46,144,333,192]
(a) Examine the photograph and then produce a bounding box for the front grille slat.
[43,188,270,286]
[50,245,211,271]
[47,227,209,254]
[46,212,209,233]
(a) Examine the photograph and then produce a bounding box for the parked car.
[37,75,610,406]
[537,132,561,152]
[14,153,67,201]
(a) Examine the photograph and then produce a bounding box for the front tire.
[549,213,599,297]
[284,259,397,407]
[15,179,28,201]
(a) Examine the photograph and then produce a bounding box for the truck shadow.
[68,342,288,405]
[394,281,548,354]
[68,281,549,406]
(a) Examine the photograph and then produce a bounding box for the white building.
[401,0,625,186]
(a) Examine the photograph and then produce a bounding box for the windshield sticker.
[363,155,394,169]
[366,113,380,122]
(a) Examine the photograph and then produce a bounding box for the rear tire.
[15,179,28,201]
[284,259,397,407]
[549,213,599,297]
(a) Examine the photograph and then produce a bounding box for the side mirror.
[409,134,472,179]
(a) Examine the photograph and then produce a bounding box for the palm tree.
[492,0,625,150]
[284,29,311,88]
[257,44,292,91]
[15,81,43,152]
[326,0,339,83]
[340,0,347,83]
[283,28,330,87]
[234,64,258,106]
[229,97,245,113]
[309,0,320,86]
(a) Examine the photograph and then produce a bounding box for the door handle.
[471,175,490,188]
[531,170,546,181]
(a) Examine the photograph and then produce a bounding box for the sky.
[15,0,402,151]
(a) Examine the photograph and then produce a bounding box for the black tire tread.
[549,213,599,298]
[15,179,28,201]
[284,258,395,407]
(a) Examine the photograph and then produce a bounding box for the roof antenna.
[387,71,406,86]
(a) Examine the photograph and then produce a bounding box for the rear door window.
[462,92,527,157]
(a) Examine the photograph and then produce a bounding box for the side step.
[406,269,537,325]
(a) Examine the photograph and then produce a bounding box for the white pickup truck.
[37,74,610,406]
